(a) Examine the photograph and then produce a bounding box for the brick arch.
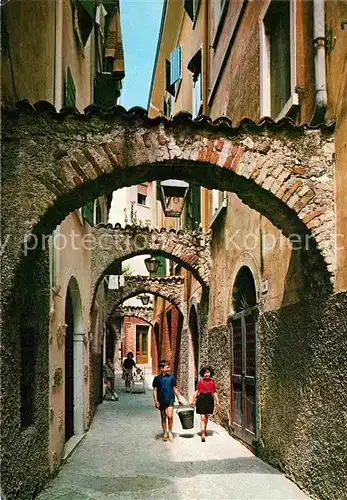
[106,276,185,320]
[91,225,211,298]
[110,306,154,326]
[2,104,335,297]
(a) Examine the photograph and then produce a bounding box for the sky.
[119,0,164,110]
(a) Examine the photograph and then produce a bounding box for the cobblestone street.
[37,375,309,500]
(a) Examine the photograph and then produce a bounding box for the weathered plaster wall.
[209,193,304,327]
[205,292,347,500]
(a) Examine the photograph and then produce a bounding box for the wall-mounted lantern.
[160,179,189,217]
[137,294,150,306]
[144,257,159,274]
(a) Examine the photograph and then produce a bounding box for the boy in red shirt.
[190,365,220,442]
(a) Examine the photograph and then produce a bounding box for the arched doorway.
[229,266,258,446]
[64,277,84,443]
[188,305,199,395]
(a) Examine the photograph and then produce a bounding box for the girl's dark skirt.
[196,393,214,415]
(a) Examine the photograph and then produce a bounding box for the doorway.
[189,305,199,393]
[136,325,149,364]
[230,266,258,446]
[64,277,85,444]
[65,287,74,441]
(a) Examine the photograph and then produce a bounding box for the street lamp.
[137,294,150,306]
[144,256,159,273]
[159,179,189,217]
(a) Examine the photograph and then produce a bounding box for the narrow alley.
[37,375,309,500]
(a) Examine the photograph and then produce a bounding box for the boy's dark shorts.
[159,399,175,410]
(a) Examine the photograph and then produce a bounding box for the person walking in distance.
[190,366,220,442]
[153,360,182,442]
[103,358,118,401]
[122,351,136,392]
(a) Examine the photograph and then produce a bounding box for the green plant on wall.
[124,202,151,228]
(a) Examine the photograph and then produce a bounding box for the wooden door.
[230,308,257,445]
[136,326,149,364]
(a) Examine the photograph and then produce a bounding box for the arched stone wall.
[91,224,211,295]
[2,104,335,305]
[106,276,185,319]
[110,306,154,325]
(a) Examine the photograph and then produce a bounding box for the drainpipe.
[312,0,327,124]
[54,0,63,111]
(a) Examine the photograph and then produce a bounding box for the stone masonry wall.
[257,292,347,500]
[206,292,347,500]
[1,248,50,500]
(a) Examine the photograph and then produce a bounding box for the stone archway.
[110,306,154,325]
[91,224,211,298]
[2,104,335,301]
[106,276,185,320]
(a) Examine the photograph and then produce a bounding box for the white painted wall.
[108,184,157,306]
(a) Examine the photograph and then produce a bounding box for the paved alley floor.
[37,375,310,500]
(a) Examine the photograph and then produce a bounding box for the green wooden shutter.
[64,67,76,108]
[150,255,166,277]
[77,0,96,46]
[82,200,94,225]
[156,181,161,201]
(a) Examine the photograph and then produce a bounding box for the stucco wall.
[1,0,94,111]
[48,212,92,474]
[209,193,302,327]
[1,0,55,106]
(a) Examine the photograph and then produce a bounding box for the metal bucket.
[177,406,194,429]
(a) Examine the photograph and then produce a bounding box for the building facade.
[1,0,124,497]
[147,1,347,499]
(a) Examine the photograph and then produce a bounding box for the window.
[72,0,96,48]
[137,184,148,206]
[94,199,103,224]
[214,0,227,30]
[136,326,149,364]
[260,0,298,120]
[211,190,220,215]
[149,255,167,277]
[137,193,146,205]
[188,49,202,118]
[213,0,228,46]
[165,47,182,97]
[163,94,172,118]
[183,0,201,23]
[185,184,201,230]
[192,73,202,118]
[82,200,94,225]
[64,67,76,108]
